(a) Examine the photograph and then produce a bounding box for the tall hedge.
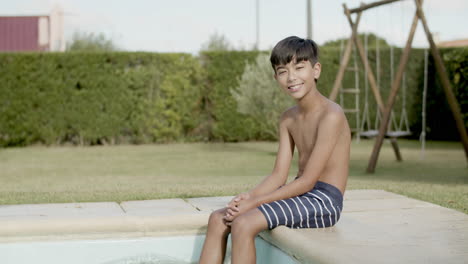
[410,48,468,141]
[200,51,265,141]
[0,52,204,146]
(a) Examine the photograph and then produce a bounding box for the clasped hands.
[223,192,256,226]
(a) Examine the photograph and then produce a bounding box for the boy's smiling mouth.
[288,83,303,92]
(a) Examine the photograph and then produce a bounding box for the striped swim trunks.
[258,181,343,229]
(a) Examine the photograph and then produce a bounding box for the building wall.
[0,16,49,51]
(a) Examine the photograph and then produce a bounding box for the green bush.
[232,53,294,139]
[124,54,205,143]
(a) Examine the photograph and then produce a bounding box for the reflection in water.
[102,254,193,264]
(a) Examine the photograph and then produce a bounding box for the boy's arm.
[252,110,345,206]
[246,112,295,198]
[225,113,294,220]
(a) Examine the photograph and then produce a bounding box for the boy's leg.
[199,208,231,264]
[230,208,268,264]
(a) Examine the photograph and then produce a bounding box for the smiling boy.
[199,36,351,264]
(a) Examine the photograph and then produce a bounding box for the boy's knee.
[208,210,225,226]
[208,210,232,235]
[231,215,254,236]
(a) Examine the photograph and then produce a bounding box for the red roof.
[437,39,468,48]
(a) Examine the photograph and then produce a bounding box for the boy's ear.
[313,62,322,79]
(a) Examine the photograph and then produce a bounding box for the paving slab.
[120,198,202,216]
[343,197,438,212]
[1,217,137,238]
[186,196,233,212]
[343,189,407,200]
[119,199,208,237]
[0,202,124,220]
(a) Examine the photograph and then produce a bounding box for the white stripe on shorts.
[296,197,310,228]
[281,199,294,228]
[310,193,332,226]
[304,196,319,228]
[260,204,273,229]
[290,198,303,228]
[265,203,279,228]
[317,190,339,224]
[274,201,288,226]
[312,196,325,228]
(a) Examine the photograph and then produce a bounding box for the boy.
[199,36,351,264]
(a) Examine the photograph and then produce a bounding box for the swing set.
[329,0,468,173]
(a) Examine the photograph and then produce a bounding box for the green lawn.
[0,140,466,214]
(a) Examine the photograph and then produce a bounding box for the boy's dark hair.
[270,36,319,72]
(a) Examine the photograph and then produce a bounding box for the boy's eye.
[278,71,286,75]
[296,66,304,70]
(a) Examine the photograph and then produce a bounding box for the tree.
[200,32,232,51]
[66,31,119,52]
[232,54,294,139]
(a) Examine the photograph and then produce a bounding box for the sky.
[2,0,467,53]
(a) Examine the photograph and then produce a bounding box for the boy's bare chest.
[288,116,320,156]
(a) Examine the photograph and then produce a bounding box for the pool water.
[1,235,298,264]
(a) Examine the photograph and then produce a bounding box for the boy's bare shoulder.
[279,100,348,130]
[324,99,346,116]
[279,106,299,125]
[320,99,349,129]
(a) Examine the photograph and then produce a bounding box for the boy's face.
[274,59,321,100]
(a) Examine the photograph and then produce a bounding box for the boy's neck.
[296,89,325,114]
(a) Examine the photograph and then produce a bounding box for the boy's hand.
[227,192,251,208]
[223,198,257,224]
[223,192,251,226]
[223,204,239,226]
[223,192,254,226]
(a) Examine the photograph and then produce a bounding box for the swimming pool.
[1,234,298,264]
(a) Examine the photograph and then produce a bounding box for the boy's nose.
[287,72,297,82]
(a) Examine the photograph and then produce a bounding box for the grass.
[0,140,466,214]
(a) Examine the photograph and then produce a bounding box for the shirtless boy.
[199,36,351,264]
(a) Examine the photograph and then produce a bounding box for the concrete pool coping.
[0,190,467,264]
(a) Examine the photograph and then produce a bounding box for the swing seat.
[360,130,412,138]
[360,130,379,138]
[385,130,412,138]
